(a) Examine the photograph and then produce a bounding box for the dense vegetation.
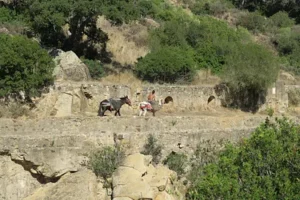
[0,33,54,99]
[187,117,300,199]
[0,0,299,109]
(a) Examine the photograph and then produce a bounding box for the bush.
[141,134,163,164]
[82,59,105,80]
[187,117,300,199]
[135,46,196,83]
[89,146,124,180]
[222,43,279,111]
[269,11,295,28]
[0,34,54,99]
[163,152,188,176]
[236,12,268,33]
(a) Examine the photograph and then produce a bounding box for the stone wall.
[35,82,221,117]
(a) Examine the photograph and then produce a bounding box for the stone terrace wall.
[38,82,221,117]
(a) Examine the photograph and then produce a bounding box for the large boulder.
[112,153,185,200]
[23,170,106,200]
[53,50,91,81]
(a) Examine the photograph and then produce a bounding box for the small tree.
[0,34,54,99]
[82,58,105,80]
[135,46,196,83]
[141,134,163,165]
[89,146,124,180]
[222,43,279,111]
[163,152,188,176]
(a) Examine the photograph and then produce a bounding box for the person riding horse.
[148,90,156,103]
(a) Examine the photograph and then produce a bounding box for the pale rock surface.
[53,51,91,81]
[24,170,102,200]
[0,156,42,200]
[154,191,176,200]
[121,153,152,174]
[53,92,73,117]
[112,153,184,200]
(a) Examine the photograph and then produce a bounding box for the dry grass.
[0,102,32,119]
[100,71,144,90]
[96,16,150,66]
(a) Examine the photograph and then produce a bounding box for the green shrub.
[269,11,295,28]
[236,12,268,33]
[187,117,300,199]
[141,134,163,164]
[89,146,124,180]
[0,34,54,99]
[266,107,274,117]
[163,152,188,176]
[82,59,105,80]
[222,43,279,111]
[135,46,196,83]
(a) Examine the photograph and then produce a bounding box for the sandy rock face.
[0,156,42,200]
[112,153,184,200]
[53,50,91,81]
[23,170,103,200]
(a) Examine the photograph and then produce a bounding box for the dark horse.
[98,96,131,117]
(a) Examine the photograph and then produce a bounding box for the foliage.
[269,11,295,28]
[163,152,188,176]
[187,117,300,199]
[189,0,233,16]
[273,26,300,74]
[89,146,124,180]
[222,43,279,110]
[141,134,163,164]
[236,11,267,33]
[266,107,274,117]
[82,58,105,80]
[229,0,300,21]
[0,34,54,98]
[135,46,196,83]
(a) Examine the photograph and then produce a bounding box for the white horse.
[138,99,164,117]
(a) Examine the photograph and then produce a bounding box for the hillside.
[1,0,300,200]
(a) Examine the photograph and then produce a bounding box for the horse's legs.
[143,109,147,116]
[139,109,143,116]
[153,111,156,117]
[118,110,121,116]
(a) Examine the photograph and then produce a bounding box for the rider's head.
[152,90,155,94]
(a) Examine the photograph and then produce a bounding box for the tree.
[187,117,300,199]
[222,43,279,111]
[135,46,196,83]
[0,34,54,99]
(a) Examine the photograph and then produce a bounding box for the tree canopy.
[187,117,300,199]
[0,34,54,98]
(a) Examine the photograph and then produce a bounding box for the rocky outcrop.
[53,50,91,81]
[112,153,184,200]
[23,170,107,200]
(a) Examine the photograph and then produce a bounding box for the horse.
[138,99,164,117]
[98,96,131,117]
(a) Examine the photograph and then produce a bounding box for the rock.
[0,27,9,34]
[154,191,175,200]
[147,164,176,192]
[53,50,91,81]
[113,180,154,200]
[54,92,73,117]
[24,170,101,200]
[112,166,142,188]
[0,156,42,200]
[121,153,152,174]
[113,197,133,200]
